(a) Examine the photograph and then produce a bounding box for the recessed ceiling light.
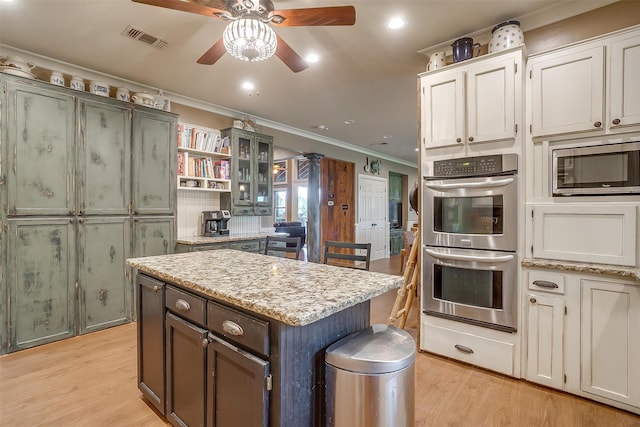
[344,119,355,125]
[242,81,255,90]
[415,147,419,151]
[305,53,320,63]
[386,17,405,30]
[383,135,392,139]
[312,124,329,131]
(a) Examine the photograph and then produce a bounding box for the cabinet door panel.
[132,110,176,215]
[421,72,465,148]
[133,216,175,257]
[79,100,131,215]
[531,46,605,137]
[6,82,75,216]
[581,279,640,407]
[467,58,515,143]
[166,312,207,427]
[526,293,564,389]
[7,219,76,351]
[609,35,640,129]
[209,334,269,427]
[78,217,131,333]
[137,275,166,415]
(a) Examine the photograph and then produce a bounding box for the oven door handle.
[425,248,514,263]
[425,177,514,190]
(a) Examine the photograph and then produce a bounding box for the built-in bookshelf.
[177,123,232,192]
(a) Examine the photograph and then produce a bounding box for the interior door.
[320,158,355,246]
[357,174,388,260]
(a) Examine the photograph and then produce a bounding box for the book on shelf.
[177,152,185,176]
[177,123,224,153]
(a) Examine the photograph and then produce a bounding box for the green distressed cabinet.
[132,110,176,215]
[0,74,177,354]
[6,218,76,352]
[5,81,76,216]
[78,217,132,334]
[221,128,273,216]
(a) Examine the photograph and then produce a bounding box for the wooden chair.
[264,236,302,260]
[323,241,371,271]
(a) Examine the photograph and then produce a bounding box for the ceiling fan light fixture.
[223,18,277,62]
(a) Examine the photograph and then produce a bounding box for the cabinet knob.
[175,299,191,311]
[612,118,621,125]
[153,285,160,292]
[593,121,602,128]
[468,136,474,142]
[456,138,462,143]
[202,338,210,348]
[530,297,537,304]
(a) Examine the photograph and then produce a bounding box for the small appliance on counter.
[202,210,231,236]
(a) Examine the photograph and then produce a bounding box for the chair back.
[265,236,302,260]
[323,240,371,270]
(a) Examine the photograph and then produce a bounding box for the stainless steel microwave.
[552,142,640,196]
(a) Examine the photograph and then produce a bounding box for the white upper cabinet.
[420,48,520,150]
[609,33,640,130]
[530,46,605,137]
[530,27,640,138]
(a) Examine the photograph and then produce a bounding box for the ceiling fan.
[131,0,356,72]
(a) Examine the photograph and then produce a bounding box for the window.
[296,186,307,224]
[274,189,287,223]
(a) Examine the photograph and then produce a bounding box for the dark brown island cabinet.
[136,273,371,426]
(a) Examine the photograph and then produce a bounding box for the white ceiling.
[0,0,616,165]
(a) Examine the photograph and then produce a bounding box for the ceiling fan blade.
[131,0,224,18]
[197,38,226,65]
[186,0,227,9]
[275,35,308,73]
[271,6,356,27]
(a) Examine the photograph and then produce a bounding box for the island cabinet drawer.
[207,301,270,357]
[165,286,207,327]
[228,240,260,252]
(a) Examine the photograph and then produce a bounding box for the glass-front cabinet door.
[254,136,273,215]
[232,132,254,215]
[224,128,274,216]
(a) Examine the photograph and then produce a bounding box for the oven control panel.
[431,154,517,177]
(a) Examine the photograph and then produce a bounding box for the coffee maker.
[202,210,231,236]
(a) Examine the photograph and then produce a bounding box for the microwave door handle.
[425,248,514,263]
[425,177,514,191]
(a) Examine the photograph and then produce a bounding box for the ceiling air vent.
[121,25,168,49]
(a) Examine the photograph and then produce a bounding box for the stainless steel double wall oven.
[422,154,519,332]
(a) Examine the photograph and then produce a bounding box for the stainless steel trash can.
[325,324,416,427]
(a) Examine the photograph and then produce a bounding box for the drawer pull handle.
[454,344,474,354]
[175,299,191,311]
[222,320,244,336]
[533,280,559,289]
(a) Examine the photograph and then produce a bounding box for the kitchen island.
[126,250,403,427]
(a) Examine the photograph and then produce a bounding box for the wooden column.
[304,153,324,263]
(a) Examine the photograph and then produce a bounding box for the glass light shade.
[223,18,277,62]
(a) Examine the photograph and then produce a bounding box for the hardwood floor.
[1,255,638,426]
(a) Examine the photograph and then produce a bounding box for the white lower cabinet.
[420,315,518,377]
[524,269,640,414]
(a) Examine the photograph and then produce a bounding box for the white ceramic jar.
[89,80,110,97]
[70,76,85,91]
[489,21,524,53]
[427,52,446,71]
[116,86,130,102]
[50,71,64,86]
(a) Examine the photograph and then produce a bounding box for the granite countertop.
[126,250,403,326]
[176,232,283,245]
[522,258,640,284]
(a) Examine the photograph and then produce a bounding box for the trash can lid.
[325,324,416,374]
